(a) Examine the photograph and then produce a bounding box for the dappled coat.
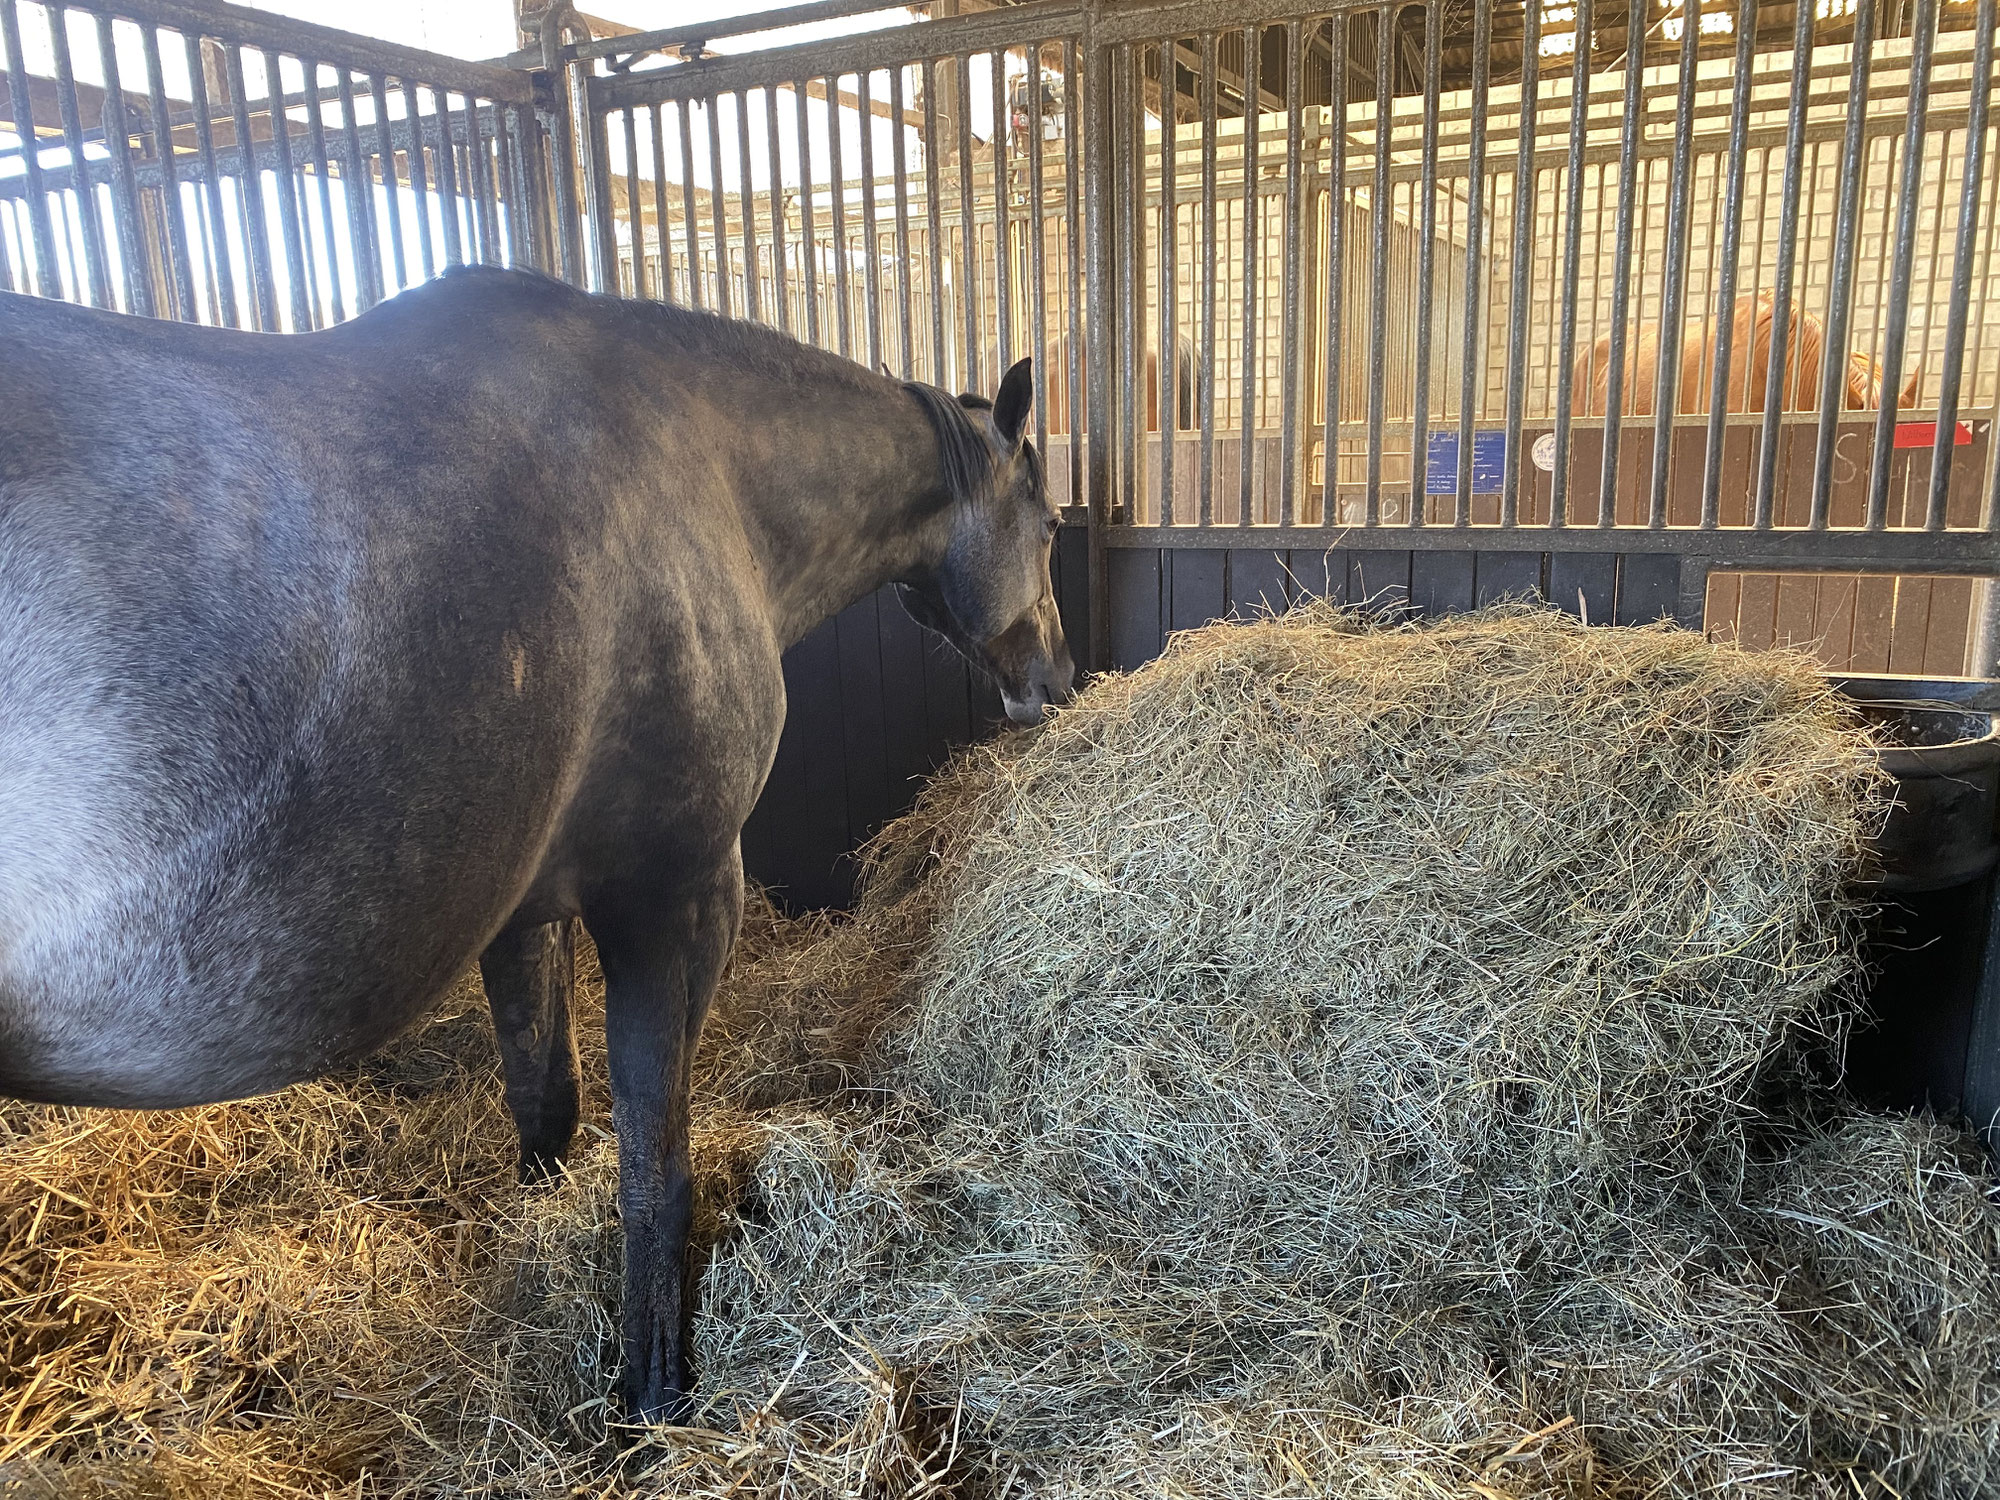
[1571,292,1922,417]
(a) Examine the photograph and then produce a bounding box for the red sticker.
[1893,421,1974,448]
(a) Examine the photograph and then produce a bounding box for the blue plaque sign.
[1425,429,1508,494]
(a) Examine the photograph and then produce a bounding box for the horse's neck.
[726,379,947,649]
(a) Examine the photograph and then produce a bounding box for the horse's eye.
[1043,514,1060,540]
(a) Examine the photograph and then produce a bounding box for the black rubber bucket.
[1850,699,2000,893]
[1830,676,2000,1136]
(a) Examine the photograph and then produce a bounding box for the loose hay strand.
[5,606,1998,1500]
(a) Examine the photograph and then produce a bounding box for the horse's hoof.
[622,1377,694,1427]
[616,1368,696,1424]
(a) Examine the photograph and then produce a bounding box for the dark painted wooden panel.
[920,613,974,767]
[1054,523,1091,665]
[762,614,856,909]
[1409,551,1476,617]
[1110,546,1165,670]
[1548,552,1618,625]
[876,590,938,800]
[834,593,894,850]
[1475,551,1544,607]
[1348,550,1412,616]
[1287,546,1348,604]
[1228,547,1292,617]
[1615,553,1682,626]
[1168,548,1228,634]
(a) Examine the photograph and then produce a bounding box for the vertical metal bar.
[1697,0,1758,531]
[956,54,981,386]
[827,78,848,352]
[401,80,436,280]
[620,107,645,297]
[140,25,196,321]
[1598,1,1643,526]
[0,200,14,292]
[518,103,554,277]
[187,35,239,324]
[1084,33,1115,669]
[679,96,704,311]
[584,85,616,292]
[1548,0,1589,528]
[52,8,112,306]
[333,69,379,306]
[650,104,672,302]
[465,95,499,264]
[766,88,787,325]
[991,47,1012,369]
[1457,0,1491,526]
[706,96,732,316]
[1184,29,1216,528]
[1028,44,1049,467]
[891,65,915,373]
[1933,0,1992,532]
[858,71,880,360]
[1278,20,1302,526]
[301,62,346,323]
[794,83,816,341]
[100,17,154,315]
[1064,35,1084,507]
[1867,0,1937,531]
[1811,0,1877,530]
[1753,5,1811,529]
[1238,25,1260,524]
[1124,40,1144,520]
[1321,18,1346,525]
[371,76,408,292]
[736,90,761,322]
[1648,0,1701,530]
[1368,5,1396,527]
[1499,0,1537,527]
[1159,36,1179,525]
[1,0,61,298]
[429,84,464,267]
[923,64,946,378]
[262,52,308,326]
[495,101,524,268]
[1409,0,1441,525]
[225,47,277,327]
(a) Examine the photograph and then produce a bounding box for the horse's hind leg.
[478,918,581,1182]
[589,849,743,1424]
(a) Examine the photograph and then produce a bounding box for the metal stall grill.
[1082,0,2000,676]
[3,0,1996,682]
[571,1,1094,508]
[0,0,559,332]
[555,0,2000,677]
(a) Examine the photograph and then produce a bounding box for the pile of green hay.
[5,606,1997,1500]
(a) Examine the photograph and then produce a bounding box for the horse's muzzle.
[1002,639,1076,724]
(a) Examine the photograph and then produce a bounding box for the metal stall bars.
[1079,0,2000,678]
[573,1,1092,491]
[5,0,1997,678]
[0,0,559,330]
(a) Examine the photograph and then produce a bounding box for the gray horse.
[0,265,1073,1419]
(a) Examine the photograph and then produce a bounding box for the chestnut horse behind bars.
[1573,291,1922,416]
[0,265,1072,1420]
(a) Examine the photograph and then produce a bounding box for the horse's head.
[896,358,1076,725]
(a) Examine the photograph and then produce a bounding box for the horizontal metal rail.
[48,0,536,102]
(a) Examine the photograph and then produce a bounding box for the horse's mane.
[901,382,999,507]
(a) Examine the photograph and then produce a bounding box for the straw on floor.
[4,605,1996,1500]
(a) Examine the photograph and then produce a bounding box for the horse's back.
[0,275,613,1107]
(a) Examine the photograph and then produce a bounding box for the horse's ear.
[994,358,1033,450]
